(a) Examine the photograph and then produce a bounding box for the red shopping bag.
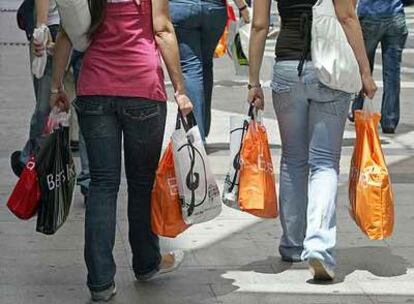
[151,143,190,238]
[7,156,41,220]
[238,120,278,218]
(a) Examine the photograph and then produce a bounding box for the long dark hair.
[88,0,106,37]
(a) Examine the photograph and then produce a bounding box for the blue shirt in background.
[358,0,404,17]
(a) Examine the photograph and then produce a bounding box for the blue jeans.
[70,50,90,196]
[169,0,227,140]
[21,25,59,164]
[272,61,351,269]
[352,13,408,130]
[74,96,166,292]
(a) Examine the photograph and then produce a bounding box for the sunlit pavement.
[1,3,414,303]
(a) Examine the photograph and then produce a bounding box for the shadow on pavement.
[334,246,408,283]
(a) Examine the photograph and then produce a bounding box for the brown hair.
[88,0,106,37]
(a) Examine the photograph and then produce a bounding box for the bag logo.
[46,163,76,191]
[167,177,179,196]
[358,165,387,188]
[258,154,273,173]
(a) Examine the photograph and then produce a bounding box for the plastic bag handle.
[363,99,375,114]
[247,103,255,120]
[176,110,197,132]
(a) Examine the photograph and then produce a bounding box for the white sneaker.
[137,250,185,282]
[308,258,335,281]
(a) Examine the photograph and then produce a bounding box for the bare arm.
[49,29,73,110]
[247,0,271,109]
[152,0,192,115]
[233,0,250,23]
[35,0,49,26]
[51,29,73,92]
[334,0,377,98]
[32,0,50,56]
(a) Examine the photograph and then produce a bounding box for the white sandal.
[137,250,185,282]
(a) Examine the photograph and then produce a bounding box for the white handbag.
[172,113,222,225]
[311,0,362,93]
[55,0,91,52]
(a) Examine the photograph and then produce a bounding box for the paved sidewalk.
[1,3,414,304]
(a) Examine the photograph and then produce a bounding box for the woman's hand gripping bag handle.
[151,142,190,238]
[349,102,394,240]
[238,105,278,218]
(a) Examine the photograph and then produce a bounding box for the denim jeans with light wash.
[74,96,166,292]
[352,13,408,130]
[272,60,351,269]
[21,25,59,164]
[169,0,227,140]
[70,50,90,196]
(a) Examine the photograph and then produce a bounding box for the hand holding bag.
[172,112,222,225]
[311,0,362,93]
[349,107,394,240]
[238,110,278,218]
[32,25,50,79]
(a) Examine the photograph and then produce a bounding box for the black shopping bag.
[35,125,76,235]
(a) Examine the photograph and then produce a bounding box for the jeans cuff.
[133,256,162,278]
[87,278,115,293]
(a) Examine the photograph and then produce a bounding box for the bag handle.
[362,99,375,113]
[176,110,197,132]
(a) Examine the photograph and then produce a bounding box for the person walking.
[49,0,193,301]
[169,0,250,141]
[349,0,408,134]
[247,0,377,280]
[10,0,60,176]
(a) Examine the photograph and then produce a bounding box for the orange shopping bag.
[214,28,228,58]
[238,119,278,218]
[151,142,189,238]
[214,3,236,58]
[349,110,394,240]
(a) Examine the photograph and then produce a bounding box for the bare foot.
[160,252,175,270]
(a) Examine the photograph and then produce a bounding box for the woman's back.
[275,0,317,61]
[78,0,167,101]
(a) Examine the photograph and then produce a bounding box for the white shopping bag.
[56,0,91,52]
[238,22,251,59]
[222,116,247,209]
[227,20,249,76]
[32,25,50,79]
[222,104,255,209]
[172,113,222,225]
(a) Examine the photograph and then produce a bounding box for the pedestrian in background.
[49,0,192,301]
[248,0,377,280]
[350,0,408,134]
[169,0,250,142]
[11,0,60,176]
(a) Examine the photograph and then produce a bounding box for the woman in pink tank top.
[51,0,192,301]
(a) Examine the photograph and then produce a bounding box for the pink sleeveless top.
[77,0,167,102]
